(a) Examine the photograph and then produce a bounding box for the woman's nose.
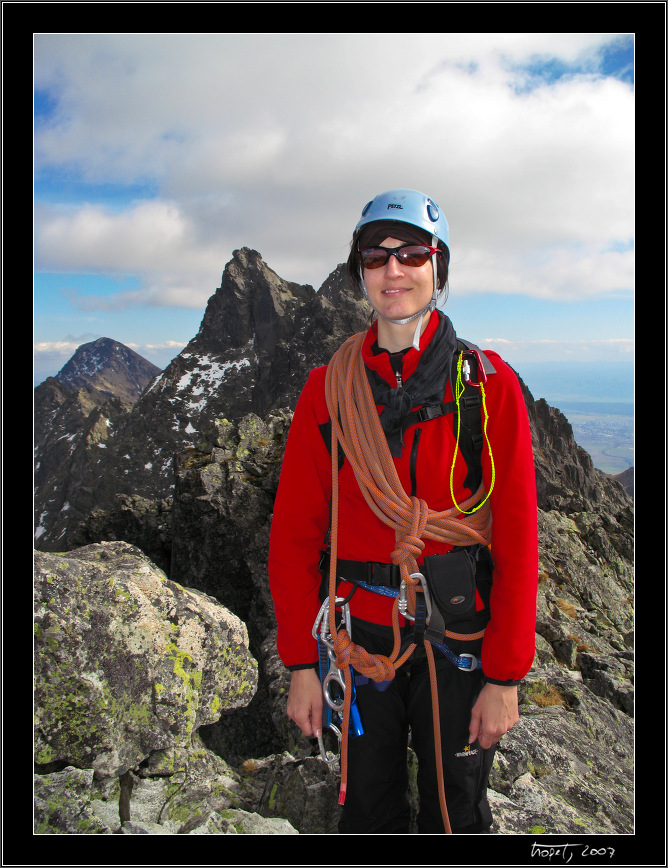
[384,252,404,275]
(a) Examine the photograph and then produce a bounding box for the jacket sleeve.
[268,367,333,669]
[478,352,538,684]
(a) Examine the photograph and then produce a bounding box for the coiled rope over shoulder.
[324,331,493,831]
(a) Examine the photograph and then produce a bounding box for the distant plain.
[518,361,633,476]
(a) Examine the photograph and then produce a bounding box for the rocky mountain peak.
[34,339,162,548]
[134,249,369,456]
[55,337,161,406]
[190,247,315,355]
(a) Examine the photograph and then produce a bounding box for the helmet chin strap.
[361,236,444,351]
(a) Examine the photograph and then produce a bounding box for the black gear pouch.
[422,546,494,646]
[423,548,478,626]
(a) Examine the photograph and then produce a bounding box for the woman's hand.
[468,682,519,749]
[287,667,324,737]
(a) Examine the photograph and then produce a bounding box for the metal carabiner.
[312,598,331,643]
[317,724,341,764]
[324,662,364,737]
[312,596,351,646]
[338,598,352,637]
[461,348,487,388]
[398,572,432,624]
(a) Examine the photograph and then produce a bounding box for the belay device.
[312,597,364,763]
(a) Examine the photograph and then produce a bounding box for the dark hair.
[346,221,450,297]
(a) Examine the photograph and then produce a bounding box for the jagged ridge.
[34,246,631,549]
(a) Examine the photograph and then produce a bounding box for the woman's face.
[362,237,435,324]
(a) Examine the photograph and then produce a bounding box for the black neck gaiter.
[365,311,457,457]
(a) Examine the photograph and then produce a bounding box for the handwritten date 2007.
[531,842,615,863]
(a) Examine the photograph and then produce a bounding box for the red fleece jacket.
[268,315,538,684]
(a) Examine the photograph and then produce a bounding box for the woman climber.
[268,188,538,834]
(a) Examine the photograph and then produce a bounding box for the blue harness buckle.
[456,652,479,672]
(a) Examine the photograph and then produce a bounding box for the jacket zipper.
[410,427,422,497]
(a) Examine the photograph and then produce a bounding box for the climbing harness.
[331,556,486,673]
[317,330,496,833]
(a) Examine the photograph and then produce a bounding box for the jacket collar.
[362,310,441,386]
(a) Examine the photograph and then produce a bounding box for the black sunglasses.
[358,244,441,270]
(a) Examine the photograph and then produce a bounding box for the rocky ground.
[34,449,635,842]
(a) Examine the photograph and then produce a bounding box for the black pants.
[338,619,495,834]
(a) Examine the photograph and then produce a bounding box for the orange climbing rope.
[324,331,493,834]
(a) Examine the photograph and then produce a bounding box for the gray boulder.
[33,542,301,834]
[34,541,258,778]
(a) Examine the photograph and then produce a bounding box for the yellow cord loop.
[449,351,495,515]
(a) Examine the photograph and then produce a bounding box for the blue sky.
[34,33,634,394]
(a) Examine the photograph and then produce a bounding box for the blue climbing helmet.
[355,188,450,252]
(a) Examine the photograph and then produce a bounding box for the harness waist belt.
[336,559,402,589]
[335,547,481,591]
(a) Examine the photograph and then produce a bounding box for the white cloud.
[35,200,222,307]
[453,241,634,300]
[481,337,634,366]
[34,339,88,356]
[36,200,207,272]
[484,336,634,350]
[34,33,634,303]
